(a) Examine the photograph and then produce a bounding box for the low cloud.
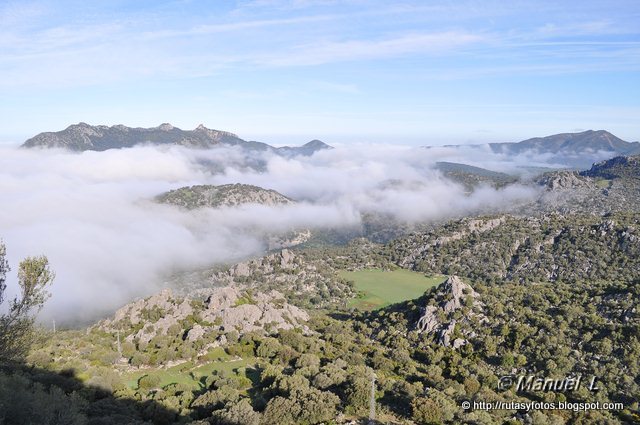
[0,143,538,324]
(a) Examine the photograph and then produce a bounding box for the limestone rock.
[187,324,206,342]
[537,171,596,191]
[95,284,310,347]
[206,287,242,310]
[415,276,483,349]
[416,306,439,334]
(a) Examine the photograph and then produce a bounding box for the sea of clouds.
[0,143,542,324]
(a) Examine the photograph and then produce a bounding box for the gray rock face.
[441,275,479,314]
[101,289,192,344]
[96,284,310,346]
[206,287,242,310]
[280,249,295,268]
[537,171,596,191]
[416,305,439,334]
[200,287,309,334]
[415,276,483,349]
[438,320,457,347]
[187,324,206,342]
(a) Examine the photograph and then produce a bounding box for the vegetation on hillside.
[2,156,640,424]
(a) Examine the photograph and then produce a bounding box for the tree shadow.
[0,361,192,425]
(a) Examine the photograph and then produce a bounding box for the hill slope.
[156,184,293,209]
[435,161,518,189]
[386,212,640,284]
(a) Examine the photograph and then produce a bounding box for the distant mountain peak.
[303,139,331,149]
[157,123,174,131]
[505,129,632,153]
[485,129,640,168]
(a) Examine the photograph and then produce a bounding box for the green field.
[124,350,255,390]
[339,268,446,310]
[595,178,612,189]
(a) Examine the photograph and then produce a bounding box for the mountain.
[156,184,293,209]
[428,130,640,169]
[489,129,639,156]
[21,123,332,156]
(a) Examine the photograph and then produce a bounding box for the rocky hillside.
[521,155,640,215]
[172,249,356,309]
[96,286,309,347]
[535,170,596,191]
[156,185,311,249]
[20,218,640,424]
[156,184,293,209]
[582,154,640,180]
[414,276,484,349]
[21,123,332,155]
[386,213,640,284]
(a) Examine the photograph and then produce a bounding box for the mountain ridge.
[21,122,333,156]
[428,129,640,169]
[489,129,640,155]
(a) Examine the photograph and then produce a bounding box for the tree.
[0,242,54,362]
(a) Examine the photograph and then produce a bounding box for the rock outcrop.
[416,276,482,349]
[96,285,309,345]
[536,171,596,191]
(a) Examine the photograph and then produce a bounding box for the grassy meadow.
[339,268,446,310]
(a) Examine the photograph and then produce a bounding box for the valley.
[1,128,639,425]
[4,2,640,423]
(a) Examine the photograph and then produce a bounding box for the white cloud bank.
[0,144,538,324]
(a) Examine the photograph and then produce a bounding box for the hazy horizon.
[1,123,638,149]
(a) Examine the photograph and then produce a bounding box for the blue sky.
[1,0,639,145]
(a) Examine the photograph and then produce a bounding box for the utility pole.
[368,372,376,424]
[52,319,56,333]
[116,330,122,356]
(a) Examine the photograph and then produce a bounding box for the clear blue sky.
[1,0,639,145]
